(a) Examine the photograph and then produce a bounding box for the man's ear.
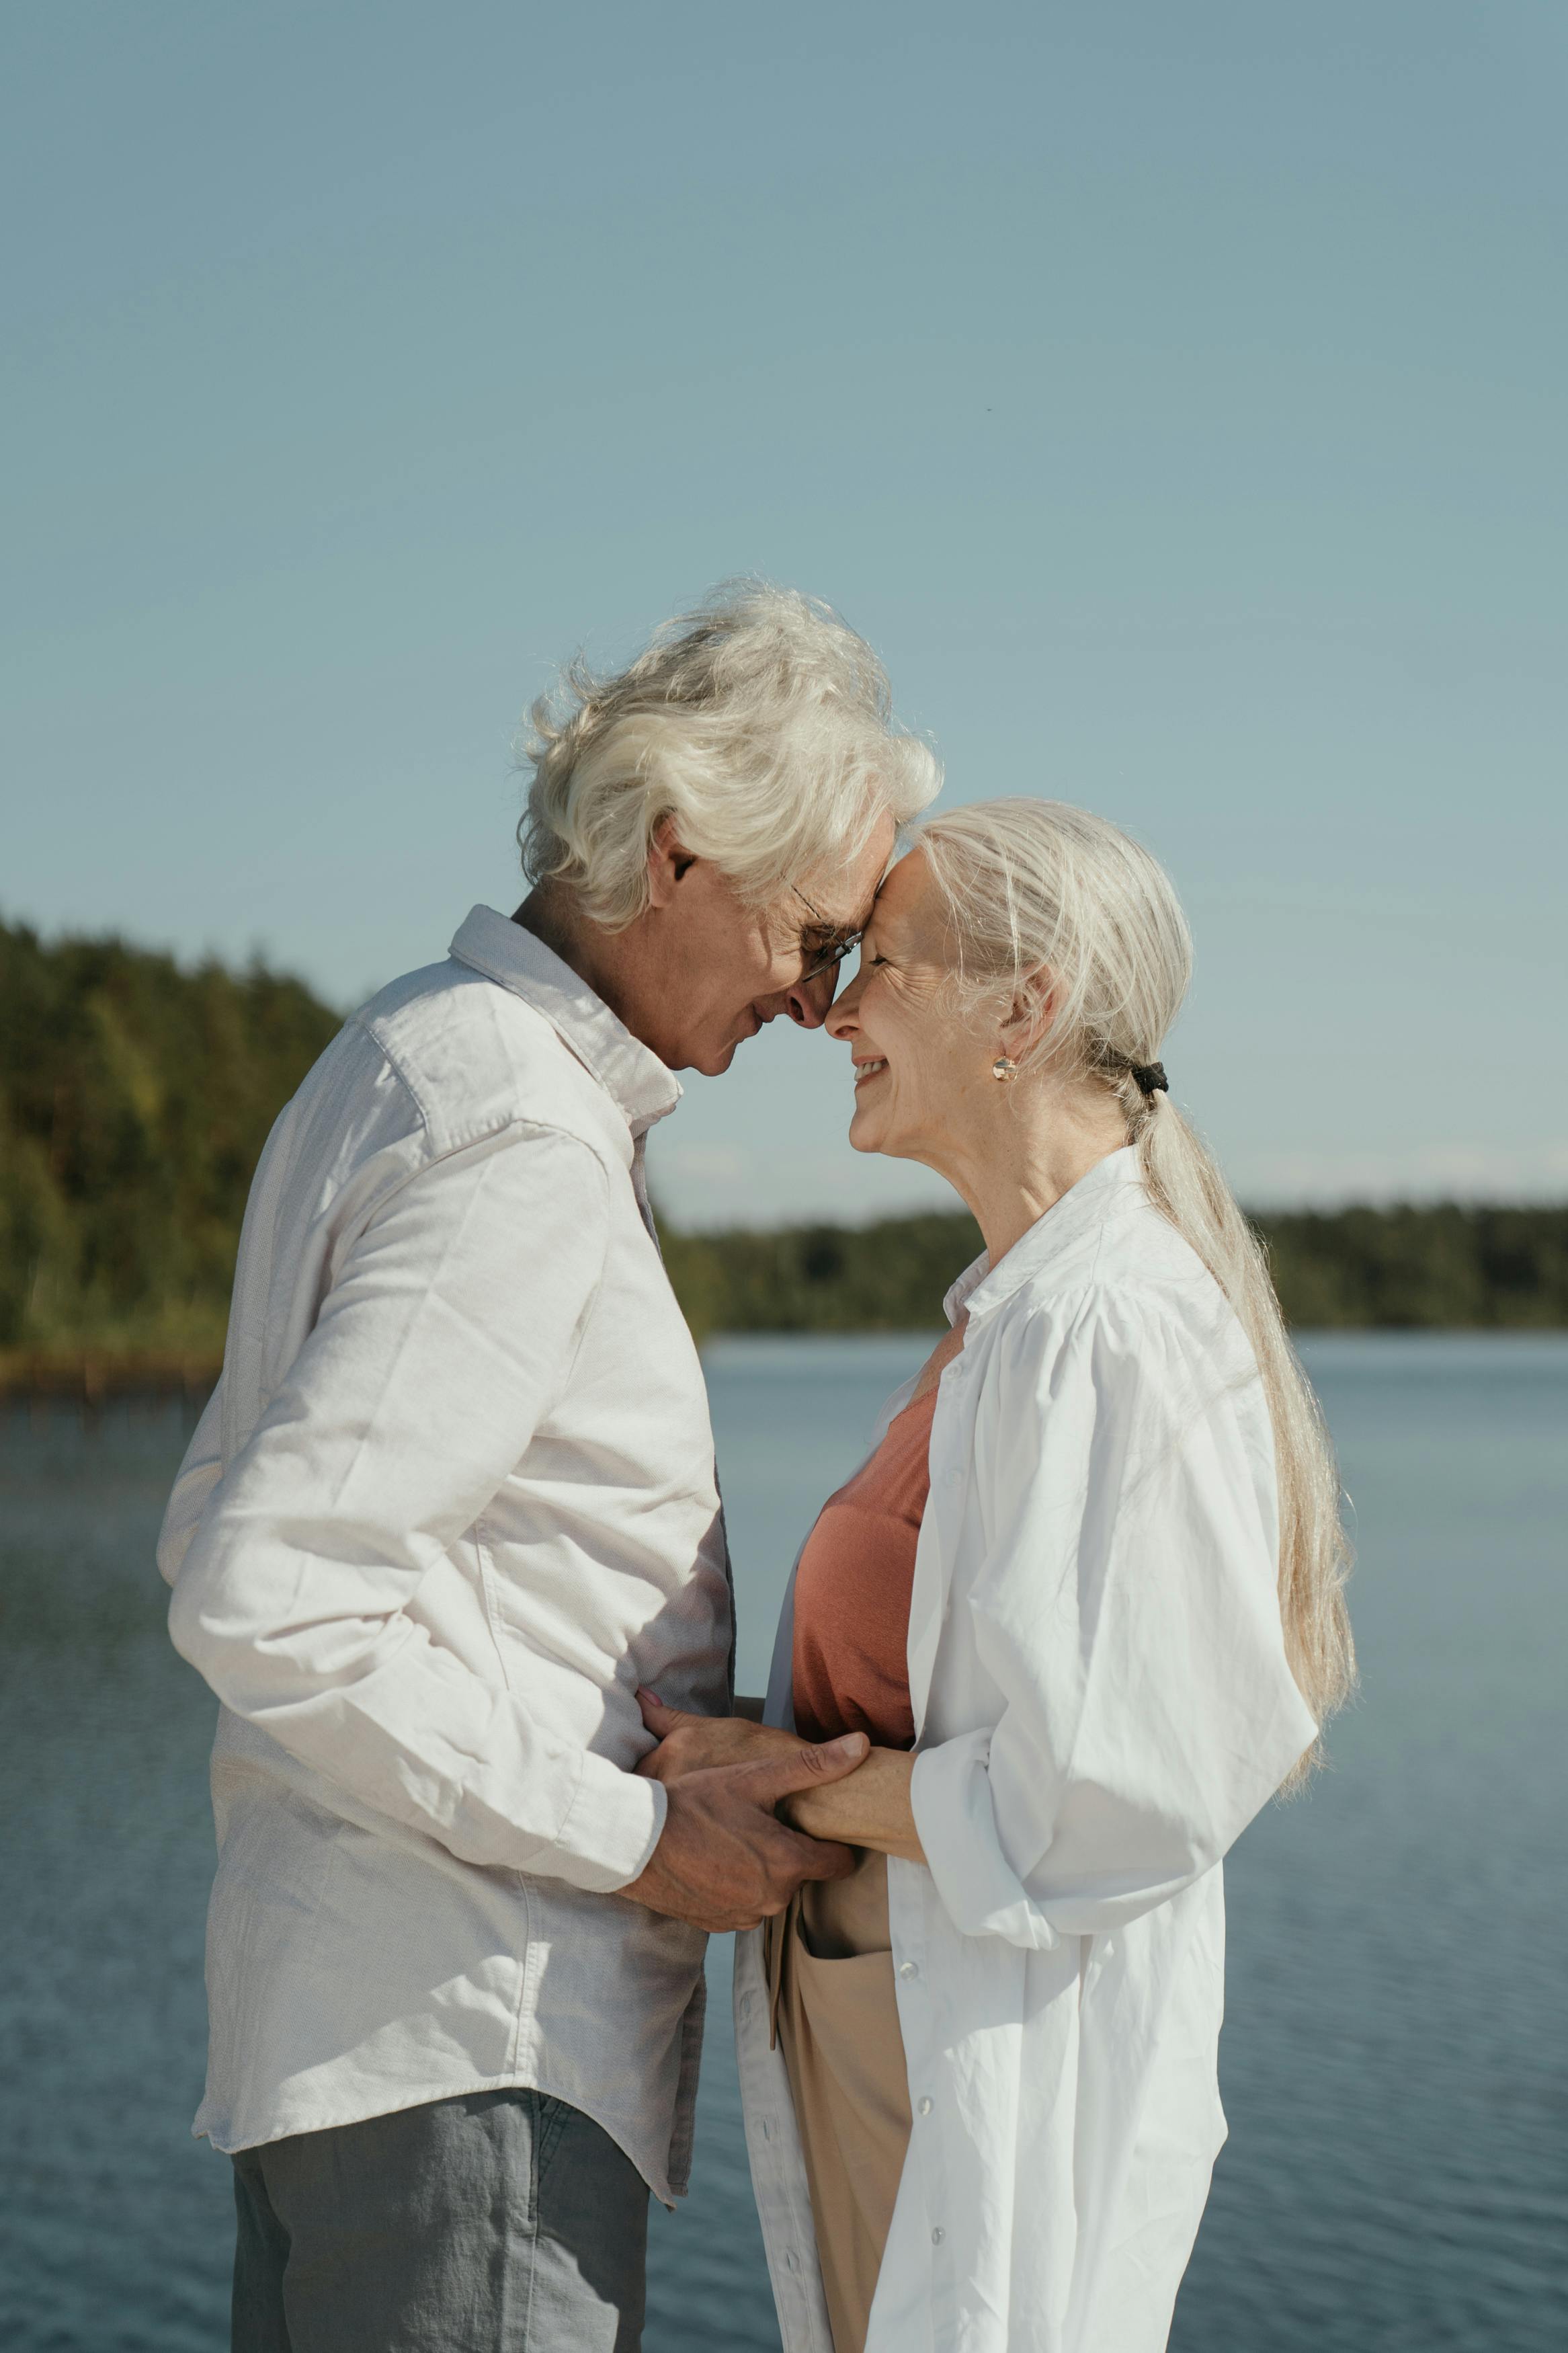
[647,817,697,910]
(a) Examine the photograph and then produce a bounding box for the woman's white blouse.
[735,1148,1319,2353]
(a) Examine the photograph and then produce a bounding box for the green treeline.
[661,1214,990,1342]
[3,917,1565,1364]
[1235,1203,1568,1331]
[663,1201,1568,1341]
[0,920,340,1355]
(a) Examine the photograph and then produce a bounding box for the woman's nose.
[825,976,862,1040]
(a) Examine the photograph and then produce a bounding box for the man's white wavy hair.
[518,582,940,926]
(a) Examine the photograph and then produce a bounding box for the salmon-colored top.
[791,1387,937,1750]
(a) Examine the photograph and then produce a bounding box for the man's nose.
[783,965,839,1029]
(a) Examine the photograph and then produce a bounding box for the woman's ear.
[998,967,1055,1064]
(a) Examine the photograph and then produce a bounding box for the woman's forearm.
[781,1745,925,1864]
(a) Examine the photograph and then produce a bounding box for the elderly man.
[158,584,938,2353]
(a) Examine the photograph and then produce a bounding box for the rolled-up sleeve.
[166,1120,665,1895]
[911,1289,1321,1950]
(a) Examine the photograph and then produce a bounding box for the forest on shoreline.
[661,1199,1568,1343]
[4,918,1565,1386]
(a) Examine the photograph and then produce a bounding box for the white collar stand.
[942,1146,1145,1326]
[448,905,682,1139]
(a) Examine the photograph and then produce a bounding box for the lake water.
[1,1334,1565,2351]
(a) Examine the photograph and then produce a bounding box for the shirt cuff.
[911,1731,1063,1954]
[544,1749,668,1895]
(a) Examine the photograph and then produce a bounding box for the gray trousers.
[231,2088,650,2353]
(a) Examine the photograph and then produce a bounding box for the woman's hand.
[634,1689,805,1785]
[782,1745,926,1864]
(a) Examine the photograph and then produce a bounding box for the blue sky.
[4,2,1565,1226]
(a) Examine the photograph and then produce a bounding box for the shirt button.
[784,2249,800,2273]
[932,2226,945,2245]
[739,1995,753,2025]
[760,2117,773,2141]
[917,2096,933,2116]
[899,1960,918,1979]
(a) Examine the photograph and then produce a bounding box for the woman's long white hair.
[919,799,1356,1776]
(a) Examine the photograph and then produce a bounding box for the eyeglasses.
[792,885,863,985]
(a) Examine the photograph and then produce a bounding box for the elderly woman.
[637,799,1356,2353]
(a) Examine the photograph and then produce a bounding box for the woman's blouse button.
[899,1959,918,1979]
[917,2096,933,2116]
[932,2227,946,2245]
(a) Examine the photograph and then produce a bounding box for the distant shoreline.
[7,1191,1567,1406]
[7,920,1562,1375]
[5,1328,1565,1410]
[659,1200,1568,1343]
[0,1350,222,1405]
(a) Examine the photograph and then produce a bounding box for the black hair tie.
[1131,1062,1169,1096]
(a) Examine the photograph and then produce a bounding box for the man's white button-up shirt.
[158,907,733,2201]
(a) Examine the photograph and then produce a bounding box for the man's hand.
[633,1689,802,1783]
[620,1732,870,1933]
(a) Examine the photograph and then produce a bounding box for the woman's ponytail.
[1137,1091,1356,1777]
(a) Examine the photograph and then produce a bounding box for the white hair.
[518,581,940,926]
[918,799,1356,1779]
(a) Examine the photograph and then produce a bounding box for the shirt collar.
[942,1145,1145,1326]
[448,906,683,1138]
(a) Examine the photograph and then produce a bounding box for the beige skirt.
[764,1850,912,2353]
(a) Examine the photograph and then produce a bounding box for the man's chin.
[682,1039,738,1078]
[679,1014,764,1078]
[702,1022,764,1077]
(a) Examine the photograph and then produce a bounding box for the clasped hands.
[621,1689,923,1936]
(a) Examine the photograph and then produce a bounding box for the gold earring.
[992,1056,1017,1082]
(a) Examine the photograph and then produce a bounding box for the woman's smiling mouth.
[853,1057,889,1086]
